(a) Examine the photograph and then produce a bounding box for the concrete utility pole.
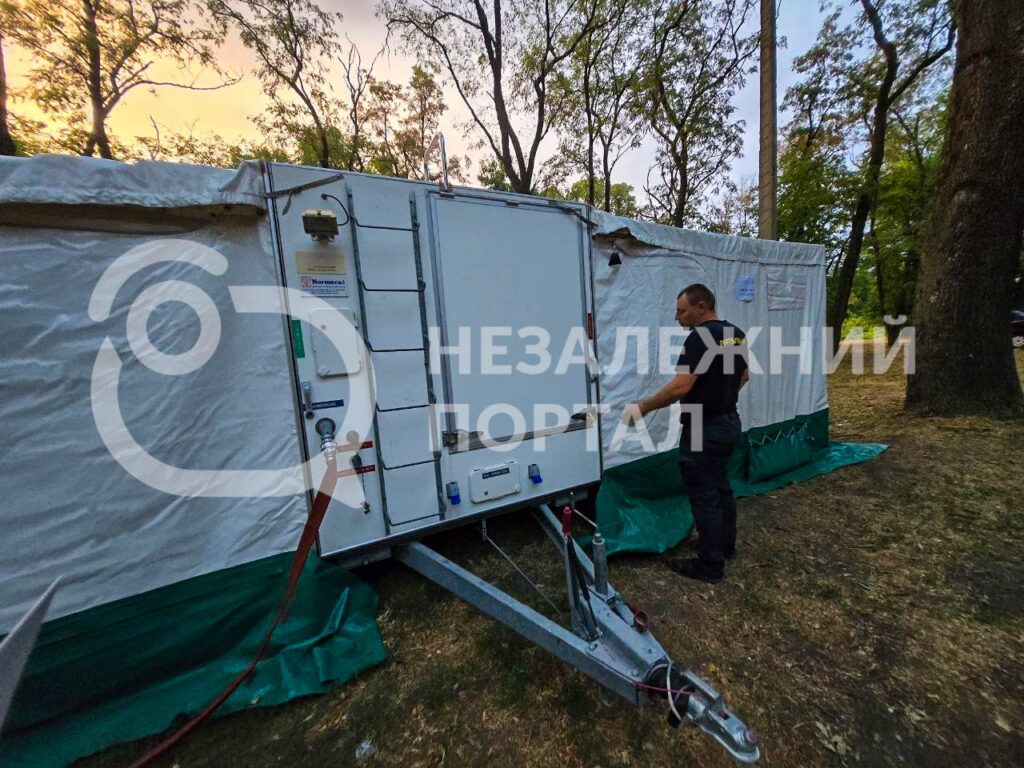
[758,0,778,240]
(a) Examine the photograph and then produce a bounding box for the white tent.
[0,156,307,632]
[589,211,828,469]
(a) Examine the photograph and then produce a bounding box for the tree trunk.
[583,59,596,207]
[757,0,777,239]
[871,215,886,314]
[0,33,16,156]
[80,0,113,159]
[318,128,330,168]
[906,0,1024,416]
[602,146,612,213]
[828,67,895,350]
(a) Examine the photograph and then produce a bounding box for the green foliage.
[477,157,514,192]
[130,124,292,166]
[638,0,759,226]
[362,66,467,182]
[562,178,639,217]
[2,0,231,158]
[209,0,342,168]
[547,0,646,212]
[704,179,757,237]
[780,0,954,329]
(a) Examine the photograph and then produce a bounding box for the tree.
[3,0,233,159]
[0,31,14,155]
[561,177,639,216]
[362,67,467,181]
[477,157,513,191]
[825,0,955,350]
[338,38,384,172]
[383,0,603,193]
[706,177,757,237]
[872,96,946,340]
[906,0,1024,416]
[639,0,759,227]
[777,14,864,271]
[552,0,645,210]
[364,77,405,176]
[133,121,292,166]
[210,0,342,168]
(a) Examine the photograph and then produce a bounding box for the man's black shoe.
[667,557,723,583]
[680,538,735,560]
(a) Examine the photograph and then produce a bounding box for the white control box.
[468,461,522,503]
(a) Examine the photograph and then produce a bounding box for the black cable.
[319,192,416,233]
[566,539,598,632]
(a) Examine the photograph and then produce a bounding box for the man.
[622,284,748,583]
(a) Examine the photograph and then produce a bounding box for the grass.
[79,349,1024,768]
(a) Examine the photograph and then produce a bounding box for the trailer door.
[430,195,594,449]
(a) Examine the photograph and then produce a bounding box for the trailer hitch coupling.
[646,663,760,763]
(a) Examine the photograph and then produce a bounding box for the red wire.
[125,462,339,768]
[634,681,694,696]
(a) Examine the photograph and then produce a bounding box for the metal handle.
[423,133,451,192]
[301,381,313,418]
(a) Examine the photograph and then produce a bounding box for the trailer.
[0,153,834,765]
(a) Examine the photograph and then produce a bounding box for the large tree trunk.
[757,0,777,240]
[0,33,16,156]
[906,0,1024,416]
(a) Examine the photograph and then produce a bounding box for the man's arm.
[622,372,697,425]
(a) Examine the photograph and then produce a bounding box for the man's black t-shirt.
[676,319,748,420]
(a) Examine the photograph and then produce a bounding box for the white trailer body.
[265,163,602,560]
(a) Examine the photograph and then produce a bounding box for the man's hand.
[621,402,645,426]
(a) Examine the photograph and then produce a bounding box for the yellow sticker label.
[295,250,345,275]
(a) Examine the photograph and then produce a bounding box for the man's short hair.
[678,283,716,310]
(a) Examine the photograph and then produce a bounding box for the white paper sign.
[735,275,756,302]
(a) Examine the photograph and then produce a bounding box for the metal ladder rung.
[376,402,430,414]
[348,188,446,535]
[359,279,425,293]
[379,455,440,472]
[366,344,426,353]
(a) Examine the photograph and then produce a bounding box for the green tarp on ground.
[0,554,388,768]
[595,409,887,555]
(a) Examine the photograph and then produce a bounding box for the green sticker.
[290,319,306,358]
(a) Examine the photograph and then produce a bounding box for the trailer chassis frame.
[394,504,760,763]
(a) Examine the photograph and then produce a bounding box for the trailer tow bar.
[393,503,760,763]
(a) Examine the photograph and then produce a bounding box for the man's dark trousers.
[678,411,741,576]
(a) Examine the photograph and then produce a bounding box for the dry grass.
[81,350,1024,768]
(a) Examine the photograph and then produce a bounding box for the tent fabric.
[0,190,304,633]
[590,210,826,266]
[591,231,829,471]
[591,409,887,556]
[746,422,815,482]
[0,155,265,211]
[0,553,388,768]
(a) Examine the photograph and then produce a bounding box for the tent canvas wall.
[0,157,387,767]
[590,212,829,468]
[587,213,883,554]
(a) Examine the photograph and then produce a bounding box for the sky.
[7,0,827,194]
